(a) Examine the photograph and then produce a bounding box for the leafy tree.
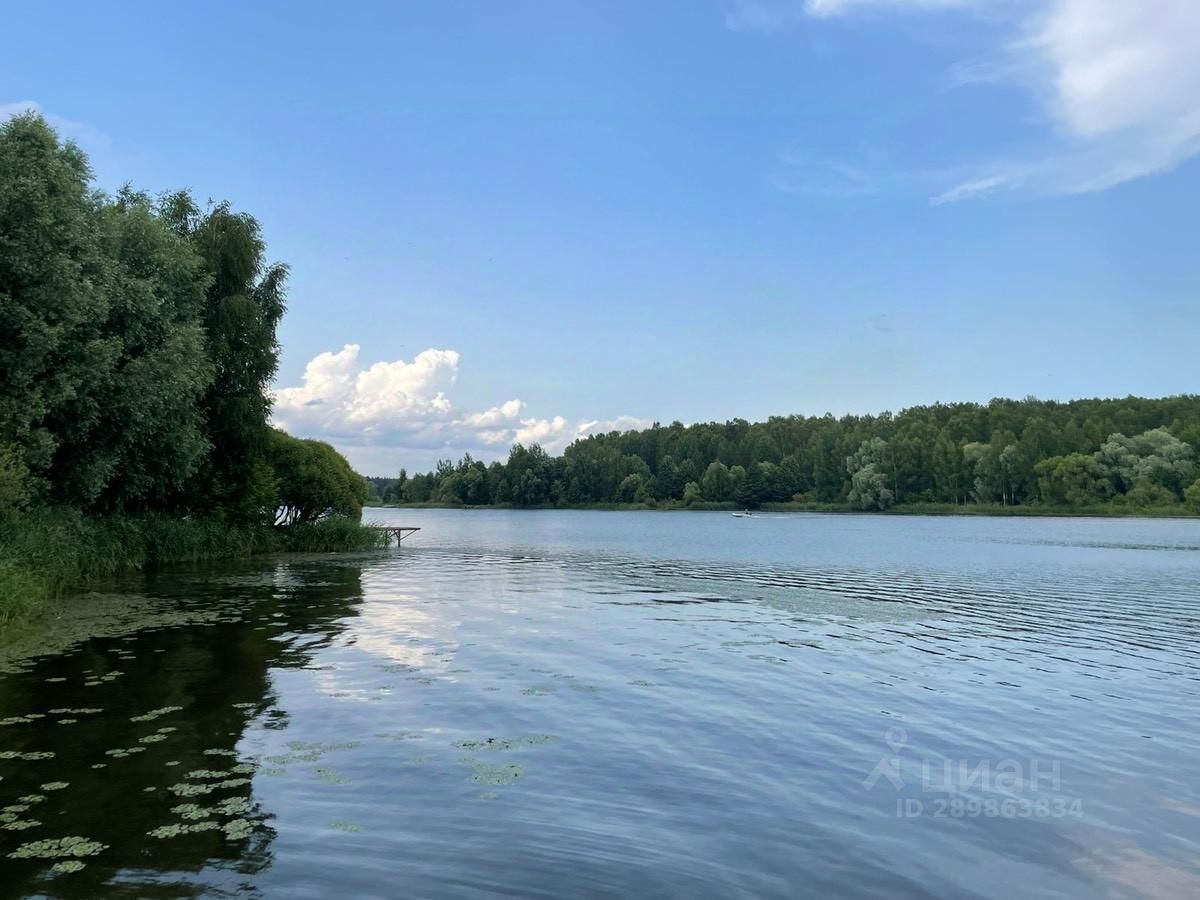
[0,115,214,512]
[1096,429,1196,498]
[162,191,287,522]
[1185,479,1200,513]
[1120,481,1178,509]
[700,461,731,501]
[1035,454,1110,506]
[846,439,895,510]
[0,445,31,518]
[267,430,367,525]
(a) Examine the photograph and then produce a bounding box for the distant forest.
[367,396,1200,512]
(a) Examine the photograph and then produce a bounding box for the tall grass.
[0,510,386,624]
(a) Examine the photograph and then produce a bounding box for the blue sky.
[5,0,1199,472]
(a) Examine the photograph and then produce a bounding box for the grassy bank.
[371,500,1197,517]
[0,511,387,624]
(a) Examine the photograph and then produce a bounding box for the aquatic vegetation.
[215,797,252,816]
[315,767,349,785]
[39,782,68,791]
[0,751,54,761]
[7,835,107,859]
[2,818,41,830]
[454,735,554,752]
[104,746,146,758]
[232,702,257,709]
[203,748,237,757]
[49,860,86,875]
[168,778,250,797]
[465,761,523,785]
[170,803,211,820]
[48,708,102,715]
[148,821,220,838]
[0,713,46,725]
[138,733,169,744]
[130,705,183,723]
[185,769,231,780]
[57,718,78,725]
[223,818,255,840]
[329,820,361,833]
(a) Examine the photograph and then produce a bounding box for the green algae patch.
[460,759,524,785]
[2,818,40,831]
[168,778,250,797]
[8,835,107,859]
[329,820,361,833]
[148,821,220,839]
[130,706,184,723]
[104,747,146,758]
[49,860,87,875]
[0,751,54,761]
[39,782,68,791]
[454,735,555,752]
[0,593,163,675]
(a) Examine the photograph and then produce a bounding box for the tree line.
[0,114,365,525]
[373,395,1200,511]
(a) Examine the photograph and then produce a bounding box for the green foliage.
[0,115,381,620]
[161,192,288,522]
[1035,453,1110,506]
[267,430,368,525]
[1096,428,1194,498]
[1185,479,1200,513]
[0,116,215,512]
[378,397,1200,513]
[845,438,895,510]
[0,509,380,622]
[1119,481,1179,509]
[0,445,31,517]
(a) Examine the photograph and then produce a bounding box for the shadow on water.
[0,556,368,899]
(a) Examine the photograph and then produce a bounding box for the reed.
[0,510,386,624]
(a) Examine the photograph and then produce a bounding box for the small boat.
[731,511,754,518]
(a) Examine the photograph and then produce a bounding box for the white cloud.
[929,174,1008,205]
[733,0,1200,199]
[725,0,971,30]
[0,100,109,147]
[272,345,650,472]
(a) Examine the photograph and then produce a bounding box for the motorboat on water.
[731,510,754,518]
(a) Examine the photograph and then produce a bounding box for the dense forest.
[0,114,376,617]
[372,396,1200,512]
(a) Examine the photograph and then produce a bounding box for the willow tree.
[0,114,213,511]
[161,192,288,522]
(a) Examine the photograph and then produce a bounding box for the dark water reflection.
[1,511,1199,899]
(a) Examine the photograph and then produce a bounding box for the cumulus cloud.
[272,345,650,472]
[730,0,1200,199]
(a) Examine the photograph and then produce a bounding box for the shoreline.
[365,502,1198,520]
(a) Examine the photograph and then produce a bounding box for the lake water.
[2,510,1199,899]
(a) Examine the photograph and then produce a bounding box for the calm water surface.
[1,510,1199,899]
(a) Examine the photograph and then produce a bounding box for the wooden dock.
[371,526,421,546]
